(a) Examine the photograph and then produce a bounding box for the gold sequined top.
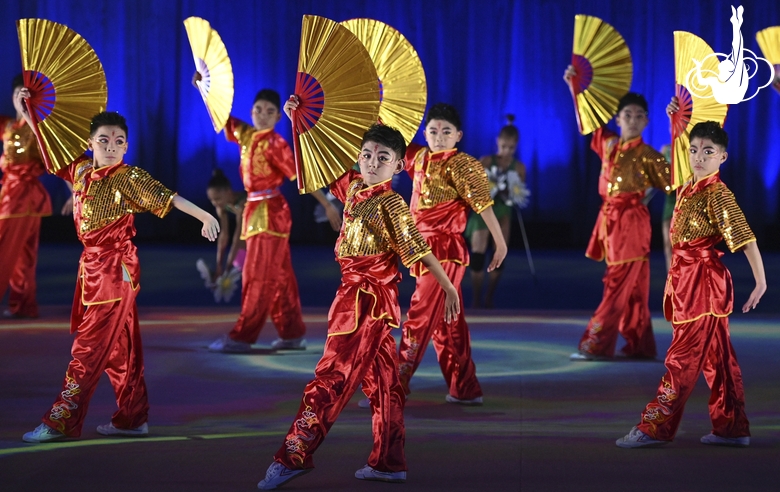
[670,172,754,252]
[70,159,177,235]
[591,128,671,198]
[336,175,430,268]
[409,148,493,213]
[1,118,41,167]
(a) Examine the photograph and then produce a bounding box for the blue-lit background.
[1,0,778,246]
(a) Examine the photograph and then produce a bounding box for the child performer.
[466,114,528,308]
[616,117,765,448]
[18,103,220,443]
[256,101,459,490]
[0,75,53,319]
[564,65,672,361]
[193,81,340,352]
[197,168,247,298]
[398,103,506,406]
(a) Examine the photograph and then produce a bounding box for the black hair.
[253,89,281,110]
[90,111,128,138]
[498,114,519,141]
[617,92,648,114]
[208,168,232,190]
[12,73,24,92]
[425,103,462,131]
[361,124,406,160]
[689,121,728,149]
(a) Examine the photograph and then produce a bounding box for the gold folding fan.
[184,16,234,133]
[291,15,380,194]
[17,18,107,173]
[570,15,633,135]
[671,31,728,188]
[340,18,426,145]
[756,26,780,65]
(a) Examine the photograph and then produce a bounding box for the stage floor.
[1,306,779,491]
[1,245,779,491]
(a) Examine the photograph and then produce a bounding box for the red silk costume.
[0,117,51,318]
[38,156,176,436]
[637,172,753,441]
[224,117,305,343]
[397,145,492,400]
[274,171,430,472]
[577,127,671,358]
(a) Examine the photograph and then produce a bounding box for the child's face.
[615,104,648,140]
[424,118,462,152]
[496,136,518,158]
[88,125,127,168]
[689,136,727,180]
[207,187,230,210]
[357,140,403,186]
[251,100,281,131]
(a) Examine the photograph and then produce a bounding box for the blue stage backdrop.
[1,0,778,246]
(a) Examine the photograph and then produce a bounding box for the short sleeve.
[449,154,494,214]
[643,147,672,193]
[116,166,177,218]
[708,184,755,252]
[380,193,431,267]
[404,143,425,176]
[268,135,297,180]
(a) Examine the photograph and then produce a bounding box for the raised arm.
[172,195,220,241]
[741,241,766,313]
[419,253,460,323]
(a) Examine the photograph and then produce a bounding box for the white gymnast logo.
[685,5,774,104]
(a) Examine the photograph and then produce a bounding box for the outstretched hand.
[192,71,202,89]
[666,96,680,117]
[201,214,220,242]
[283,95,299,122]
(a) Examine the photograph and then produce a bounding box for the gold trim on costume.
[416,152,493,213]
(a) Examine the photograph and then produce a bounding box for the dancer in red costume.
[197,84,340,353]
[564,65,672,360]
[0,75,53,319]
[617,118,765,448]
[397,103,506,406]
[19,106,219,443]
[257,102,459,490]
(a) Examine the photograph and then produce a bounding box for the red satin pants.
[229,233,305,343]
[274,315,406,472]
[0,216,41,318]
[398,262,482,400]
[637,315,750,441]
[578,259,656,358]
[42,281,148,436]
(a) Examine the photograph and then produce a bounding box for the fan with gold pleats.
[17,18,107,173]
[291,15,380,194]
[671,31,729,189]
[340,18,426,145]
[570,15,633,135]
[184,16,234,133]
[756,26,780,93]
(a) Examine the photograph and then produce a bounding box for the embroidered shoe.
[616,426,669,448]
[23,423,67,443]
[270,337,307,350]
[700,432,750,447]
[97,422,149,437]
[354,465,407,483]
[257,462,311,490]
[445,394,483,406]
[208,335,252,353]
[357,397,371,409]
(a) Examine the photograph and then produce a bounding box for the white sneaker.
[257,462,311,490]
[354,465,406,483]
[97,422,149,437]
[445,394,483,406]
[357,398,371,409]
[270,337,307,350]
[616,426,669,448]
[700,432,749,447]
[208,335,252,353]
[23,423,66,443]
